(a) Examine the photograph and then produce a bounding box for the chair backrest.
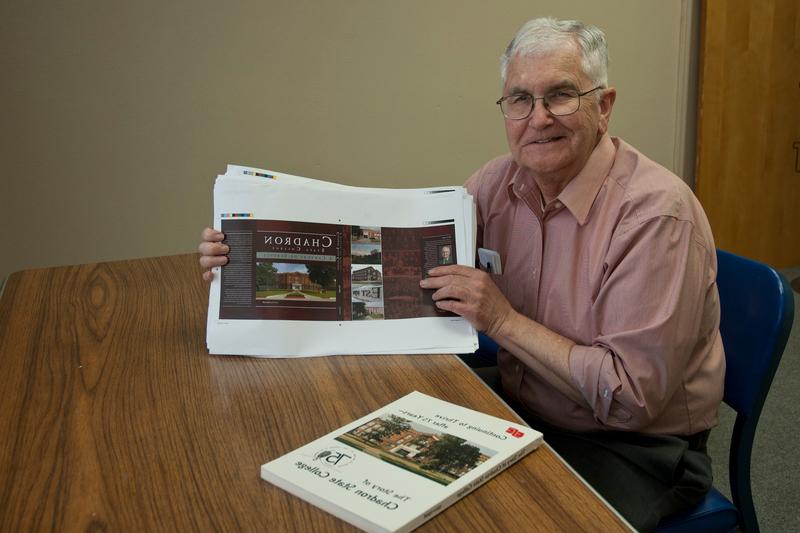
[715,249,795,532]
[716,249,794,416]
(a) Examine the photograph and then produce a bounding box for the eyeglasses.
[496,86,603,120]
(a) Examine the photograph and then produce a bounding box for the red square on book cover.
[506,427,524,438]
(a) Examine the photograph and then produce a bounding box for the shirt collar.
[557,133,616,225]
[507,133,616,225]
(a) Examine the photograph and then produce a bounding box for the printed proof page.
[206,166,478,357]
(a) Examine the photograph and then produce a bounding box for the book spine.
[397,439,542,533]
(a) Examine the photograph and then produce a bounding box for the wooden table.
[0,254,630,532]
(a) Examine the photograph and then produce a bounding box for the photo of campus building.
[351,284,383,320]
[351,225,382,243]
[351,243,382,264]
[352,265,382,283]
[271,271,323,292]
[256,262,337,301]
[335,415,493,486]
[351,225,383,265]
[351,265,384,320]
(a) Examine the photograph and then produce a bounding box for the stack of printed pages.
[206,164,478,356]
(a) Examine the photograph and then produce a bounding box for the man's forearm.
[493,311,586,406]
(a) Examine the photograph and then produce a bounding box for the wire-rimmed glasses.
[496,86,603,120]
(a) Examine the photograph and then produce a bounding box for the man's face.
[502,47,615,188]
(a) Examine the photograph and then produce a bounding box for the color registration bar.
[242,170,275,179]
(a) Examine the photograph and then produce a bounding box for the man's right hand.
[198,227,229,282]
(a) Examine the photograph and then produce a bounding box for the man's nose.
[528,98,553,128]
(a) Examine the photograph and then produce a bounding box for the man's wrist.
[488,307,519,345]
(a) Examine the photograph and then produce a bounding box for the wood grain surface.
[695,0,800,267]
[0,254,629,532]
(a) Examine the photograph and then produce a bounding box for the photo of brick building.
[352,265,382,283]
[339,415,493,484]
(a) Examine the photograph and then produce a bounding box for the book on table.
[261,391,543,533]
[206,164,478,357]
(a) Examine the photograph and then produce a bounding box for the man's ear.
[598,87,616,134]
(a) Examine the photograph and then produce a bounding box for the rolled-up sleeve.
[568,215,715,430]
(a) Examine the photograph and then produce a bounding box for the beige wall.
[0,0,694,282]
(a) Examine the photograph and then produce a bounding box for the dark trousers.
[473,366,713,532]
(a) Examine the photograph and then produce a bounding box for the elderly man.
[200,17,723,531]
[419,18,724,531]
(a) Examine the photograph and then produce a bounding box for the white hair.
[500,17,609,87]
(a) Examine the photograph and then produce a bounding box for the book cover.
[261,391,542,532]
[218,219,459,322]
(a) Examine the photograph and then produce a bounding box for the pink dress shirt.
[465,134,725,435]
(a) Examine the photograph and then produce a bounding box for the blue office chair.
[656,249,795,532]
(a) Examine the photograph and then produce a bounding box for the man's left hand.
[419,265,515,338]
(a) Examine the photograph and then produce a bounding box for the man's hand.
[419,265,515,338]
[198,227,229,282]
[421,265,582,403]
